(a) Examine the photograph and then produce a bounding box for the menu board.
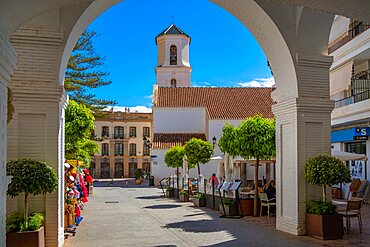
[220,182,242,191]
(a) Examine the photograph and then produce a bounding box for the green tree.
[305,155,351,201]
[7,159,58,224]
[165,146,185,178]
[65,30,116,112]
[218,123,240,157]
[237,115,275,216]
[65,100,99,161]
[184,138,214,177]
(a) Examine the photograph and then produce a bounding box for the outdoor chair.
[347,179,362,200]
[259,193,276,218]
[338,199,363,234]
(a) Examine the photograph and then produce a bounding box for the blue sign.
[353,127,370,137]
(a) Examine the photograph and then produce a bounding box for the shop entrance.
[129,162,137,178]
[101,162,110,178]
[115,162,124,178]
[90,161,97,179]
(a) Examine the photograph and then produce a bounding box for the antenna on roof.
[172,15,175,24]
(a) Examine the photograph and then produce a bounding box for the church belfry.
[155,24,192,87]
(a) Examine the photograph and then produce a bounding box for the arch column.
[0,34,17,247]
[7,25,67,247]
[273,53,334,235]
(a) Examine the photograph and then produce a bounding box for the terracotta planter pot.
[306,214,343,240]
[135,179,142,185]
[7,226,45,247]
[179,194,189,202]
[193,197,206,207]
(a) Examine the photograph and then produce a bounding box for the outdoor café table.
[332,199,347,211]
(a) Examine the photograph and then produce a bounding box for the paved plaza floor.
[70,181,369,247]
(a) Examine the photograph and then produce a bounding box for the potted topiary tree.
[6,158,58,247]
[165,146,185,198]
[304,155,351,240]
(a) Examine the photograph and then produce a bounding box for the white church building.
[150,24,274,181]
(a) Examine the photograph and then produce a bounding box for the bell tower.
[155,24,192,87]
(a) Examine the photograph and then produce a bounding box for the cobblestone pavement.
[70,182,369,247]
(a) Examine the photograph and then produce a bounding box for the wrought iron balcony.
[335,89,370,108]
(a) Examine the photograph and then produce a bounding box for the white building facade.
[151,25,274,182]
[91,110,152,179]
[329,17,370,188]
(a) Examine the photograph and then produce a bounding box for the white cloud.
[106,106,152,113]
[192,81,213,87]
[237,77,275,88]
[144,95,152,99]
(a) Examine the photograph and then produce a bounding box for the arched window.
[170,45,177,65]
[171,78,177,88]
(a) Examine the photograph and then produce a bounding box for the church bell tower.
[155,24,192,87]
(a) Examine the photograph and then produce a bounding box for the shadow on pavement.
[183,212,208,217]
[136,195,163,200]
[144,204,182,209]
[163,219,224,233]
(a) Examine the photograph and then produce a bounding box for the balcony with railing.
[335,73,370,108]
[335,89,370,108]
[328,21,370,54]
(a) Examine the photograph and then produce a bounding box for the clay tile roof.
[154,87,273,120]
[153,133,206,149]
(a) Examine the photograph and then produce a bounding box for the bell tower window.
[171,79,177,88]
[170,45,177,65]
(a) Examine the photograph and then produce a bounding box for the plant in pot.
[135,168,143,185]
[165,146,185,198]
[179,189,189,202]
[219,197,236,216]
[192,192,206,207]
[304,155,351,240]
[6,158,58,247]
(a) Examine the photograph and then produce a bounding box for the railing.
[335,89,370,108]
[328,22,370,54]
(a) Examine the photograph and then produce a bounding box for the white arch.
[59,0,299,102]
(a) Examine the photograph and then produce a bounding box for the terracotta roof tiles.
[154,87,273,119]
[153,133,206,149]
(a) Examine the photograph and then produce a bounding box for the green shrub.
[193,193,205,199]
[26,213,44,231]
[6,212,44,232]
[179,190,188,195]
[6,212,23,233]
[304,155,351,201]
[306,200,337,215]
[223,197,235,206]
[135,168,143,179]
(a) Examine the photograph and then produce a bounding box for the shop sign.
[353,127,370,140]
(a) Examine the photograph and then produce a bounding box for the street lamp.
[143,136,152,147]
[212,136,217,148]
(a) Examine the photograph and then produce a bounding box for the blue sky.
[88,0,273,112]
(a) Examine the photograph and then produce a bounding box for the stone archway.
[1,1,370,246]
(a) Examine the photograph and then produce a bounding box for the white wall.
[151,149,218,181]
[153,108,207,133]
[329,16,350,43]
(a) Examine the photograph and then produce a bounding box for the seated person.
[263,180,276,203]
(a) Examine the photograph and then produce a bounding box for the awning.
[331,149,367,161]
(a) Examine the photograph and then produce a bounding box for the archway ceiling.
[267,0,370,23]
